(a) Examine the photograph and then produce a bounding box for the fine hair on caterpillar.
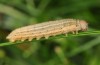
[6,19,88,42]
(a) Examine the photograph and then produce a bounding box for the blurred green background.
[0,0,100,65]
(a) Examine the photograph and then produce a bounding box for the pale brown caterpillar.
[6,19,88,42]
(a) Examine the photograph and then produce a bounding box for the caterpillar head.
[77,20,88,31]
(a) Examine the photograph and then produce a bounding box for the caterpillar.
[6,19,88,42]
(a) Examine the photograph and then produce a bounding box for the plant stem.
[0,31,100,47]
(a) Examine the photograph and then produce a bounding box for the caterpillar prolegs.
[6,19,88,42]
